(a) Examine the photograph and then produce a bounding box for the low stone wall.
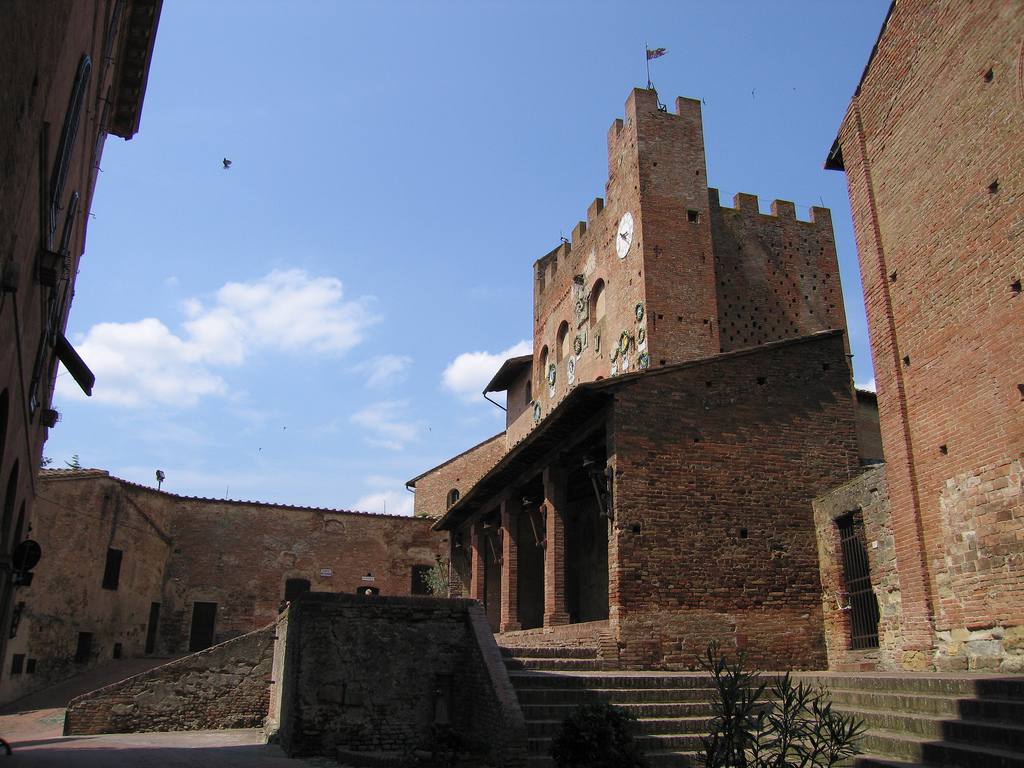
[64,623,275,735]
[272,593,526,767]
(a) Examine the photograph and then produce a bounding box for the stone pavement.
[0,660,334,767]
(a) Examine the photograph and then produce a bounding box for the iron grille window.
[837,512,880,649]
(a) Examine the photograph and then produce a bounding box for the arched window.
[446,488,460,509]
[590,280,606,325]
[525,380,532,405]
[556,321,570,362]
[539,345,549,386]
[2,461,19,555]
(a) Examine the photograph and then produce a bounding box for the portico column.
[469,519,485,602]
[499,496,521,632]
[543,465,569,627]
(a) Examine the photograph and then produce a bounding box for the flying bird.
[222,158,232,170]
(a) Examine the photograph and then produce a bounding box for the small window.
[10,654,24,675]
[524,380,532,405]
[102,548,123,590]
[74,632,93,663]
[113,642,123,659]
[25,658,36,674]
[556,321,570,362]
[411,564,433,595]
[446,488,460,509]
[539,346,549,385]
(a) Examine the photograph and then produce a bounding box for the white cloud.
[856,377,876,392]
[441,340,531,403]
[365,474,402,489]
[353,354,413,389]
[350,399,421,450]
[57,269,375,408]
[352,489,414,517]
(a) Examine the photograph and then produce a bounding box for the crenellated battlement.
[708,188,831,226]
[606,89,703,158]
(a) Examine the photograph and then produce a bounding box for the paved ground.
[0,660,334,767]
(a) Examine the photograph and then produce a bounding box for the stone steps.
[505,648,705,768]
[500,646,598,659]
[521,701,715,720]
[838,705,1024,752]
[504,657,605,671]
[503,647,1024,768]
[829,688,1024,722]
[815,677,1024,768]
[526,715,710,739]
[856,729,1024,768]
[514,685,717,705]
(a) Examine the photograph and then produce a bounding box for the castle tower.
[524,88,846,432]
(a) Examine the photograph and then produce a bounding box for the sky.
[47,0,891,514]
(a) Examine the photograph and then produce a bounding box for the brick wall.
[609,332,860,669]
[409,433,505,520]
[832,0,1023,668]
[710,190,846,353]
[272,593,525,766]
[64,623,275,735]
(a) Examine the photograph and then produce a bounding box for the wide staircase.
[503,645,715,767]
[501,646,1024,768]
[804,673,1024,768]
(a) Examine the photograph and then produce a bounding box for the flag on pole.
[646,47,667,60]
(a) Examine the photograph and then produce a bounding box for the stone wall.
[65,623,275,735]
[272,593,526,767]
[814,465,903,671]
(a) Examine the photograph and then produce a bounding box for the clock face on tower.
[616,212,634,259]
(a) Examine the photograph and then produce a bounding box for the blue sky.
[48,0,890,514]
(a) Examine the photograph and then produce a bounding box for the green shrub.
[699,642,865,768]
[551,702,647,768]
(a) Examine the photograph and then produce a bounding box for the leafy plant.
[420,556,450,597]
[699,643,864,768]
[551,702,647,768]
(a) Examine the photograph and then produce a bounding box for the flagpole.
[645,42,651,89]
